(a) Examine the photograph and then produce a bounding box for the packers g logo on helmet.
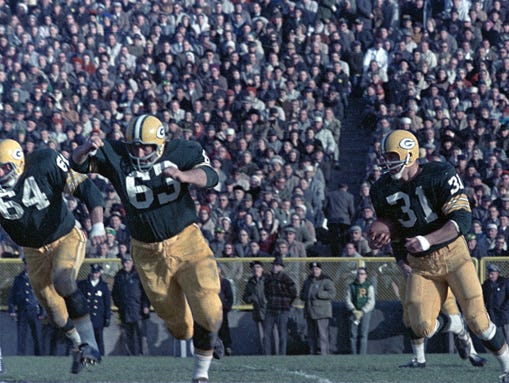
[125,114,166,171]
[0,139,25,189]
[380,130,420,179]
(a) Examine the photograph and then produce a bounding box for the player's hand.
[86,134,104,153]
[89,222,106,246]
[162,162,185,182]
[369,231,391,249]
[405,236,430,253]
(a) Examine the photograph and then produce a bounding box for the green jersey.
[370,161,471,259]
[71,139,218,242]
[0,149,104,247]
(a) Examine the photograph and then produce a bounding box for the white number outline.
[125,161,181,209]
[0,176,50,220]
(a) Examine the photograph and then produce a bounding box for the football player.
[370,130,509,381]
[71,114,222,383]
[0,139,105,373]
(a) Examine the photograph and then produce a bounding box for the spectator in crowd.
[242,261,271,354]
[300,262,336,355]
[345,267,376,355]
[483,264,509,342]
[112,255,151,356]
[217,264,233,357]
[263,256,297,355]
[324,183,356,257]
[8,259,44,356]
[77,264,111,356]
[347,225,372,257]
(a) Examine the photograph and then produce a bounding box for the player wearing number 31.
[0,139,106,374]
[71,114,222,383]
[369,130,509,382]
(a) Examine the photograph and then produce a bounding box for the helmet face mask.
[380,130,419,180]
[125,114,166,171]
[0,139,24,190]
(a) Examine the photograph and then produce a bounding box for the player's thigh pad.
[52,227,87,296]
[407,273,446,338]
[175,225,222,333]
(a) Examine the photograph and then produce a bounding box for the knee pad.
[64,290,89,319]
[413,318,441,339]
[193,322,216,351]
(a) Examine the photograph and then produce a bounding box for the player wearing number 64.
[369,129,509,382]
[0,138,105,374]
[71,114,223,383]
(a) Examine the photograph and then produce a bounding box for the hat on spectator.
[400,117,412,125]
[283,225,296,233]
[465,233,476,241]
[91,264,103,273]
[487,223,498,230]
[122,254,133,262]
[309,261,322,269]
[270,156,284,166]
[214,226,225,234]
[249,260,263,268]
[272,256,285,267]
[225,128,236,136]
[487,264,501,273]
[350,225,362,232]
[501,193,509,201]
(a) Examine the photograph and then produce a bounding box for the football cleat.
[454,333,471,360]
[191,379,208,383]
[213,338,224,360]
[71,343,101,374]
[468,353,487,367]
[500,371,509,383]
[398,358,426,368]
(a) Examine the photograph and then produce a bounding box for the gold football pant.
[401,279,459,329]
[23,226,87,328]
[406,236,490,338]
[131,224,222,340]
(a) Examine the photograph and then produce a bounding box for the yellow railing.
[0,256,497,310]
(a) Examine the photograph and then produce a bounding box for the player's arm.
[406,166,471,253]
[70,135,105,173]
[162,145,218,188]
[65,169,106,246]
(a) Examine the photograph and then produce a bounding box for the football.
[367,218,395,249]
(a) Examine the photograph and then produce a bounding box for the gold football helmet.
[0,139,24,189]
[380,129,419,179]
[125,114,166,171]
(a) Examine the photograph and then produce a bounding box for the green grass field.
[0,354,504,383]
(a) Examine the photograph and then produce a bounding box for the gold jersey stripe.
[64,169,88,194]
[442,193,471,215]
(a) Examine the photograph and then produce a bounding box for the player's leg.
[398,276,426,367]
[448,253,509,377]
[52,228,99,351]
[441,288,487,366]
[406,271,446,339]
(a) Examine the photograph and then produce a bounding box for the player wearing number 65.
[71,114,222,383]
[369,129,509,382]
[0,139,106,374]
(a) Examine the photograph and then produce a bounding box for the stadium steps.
[335,96,370,195]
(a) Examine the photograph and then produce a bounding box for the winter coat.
[300,274,336,320]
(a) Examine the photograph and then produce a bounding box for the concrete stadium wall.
[0,301,454,357]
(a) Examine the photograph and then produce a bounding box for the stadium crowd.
[0,0,508,267]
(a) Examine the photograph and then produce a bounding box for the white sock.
[411,341,426,363]
[192,352,212,380]
[65,327,82,349]
[496,344,509,373]
[469,338,477,355]
[445,314,467,338]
